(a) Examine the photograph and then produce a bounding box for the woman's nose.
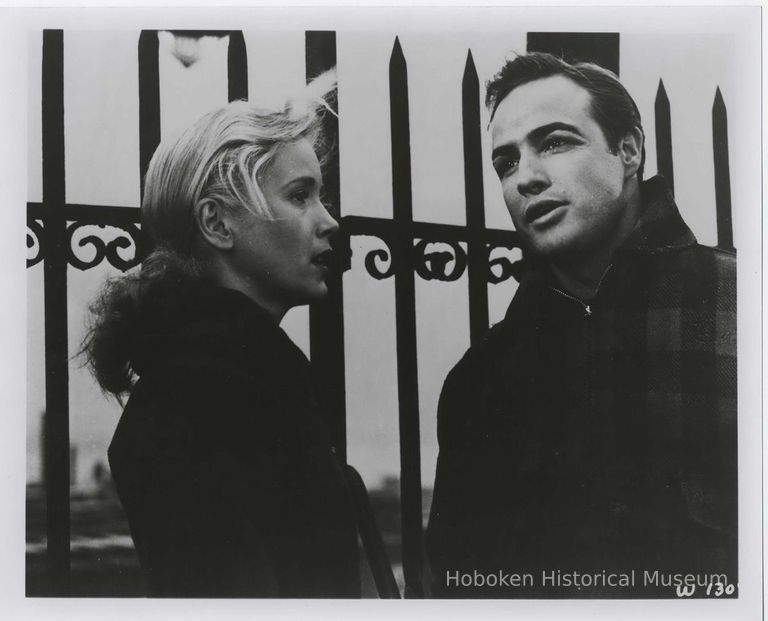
[317,202,339,237]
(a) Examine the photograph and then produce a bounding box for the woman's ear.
[619,126,644,179]
[194,199,234,251]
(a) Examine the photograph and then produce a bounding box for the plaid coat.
[426,176,737,598]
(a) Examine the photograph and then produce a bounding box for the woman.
[83,77,361,598]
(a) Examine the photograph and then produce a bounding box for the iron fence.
[26,28,734,598]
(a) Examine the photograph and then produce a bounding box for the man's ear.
[194,199,234,251]
[619,126,644,179]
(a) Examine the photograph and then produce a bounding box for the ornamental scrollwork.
[414,239,467,282]
[357,236,523,284]
[66,222,141,272]
[487,242,523,284]
[27,219,44,268]
[364,243,396,280]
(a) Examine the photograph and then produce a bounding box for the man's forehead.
[490,75,593,145]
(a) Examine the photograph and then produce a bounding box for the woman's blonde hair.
[143,68,337,255]
[83,70,337,397]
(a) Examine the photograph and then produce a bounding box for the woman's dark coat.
[108,284,361,597]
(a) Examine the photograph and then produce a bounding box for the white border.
[1,5,762,621]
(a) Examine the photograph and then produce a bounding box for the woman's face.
[230,138,338,319]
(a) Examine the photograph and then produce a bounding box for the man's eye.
[542,137,570,153]
[494,157,519,177]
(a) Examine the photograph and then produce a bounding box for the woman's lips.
[311,249,334,269]
[525,200,566,225]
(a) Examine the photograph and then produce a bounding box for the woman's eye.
[290,190,310,205]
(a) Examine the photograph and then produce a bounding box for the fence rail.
[27,28,734,598]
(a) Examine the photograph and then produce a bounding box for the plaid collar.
[616,175,697,255]
[510,175,697,283]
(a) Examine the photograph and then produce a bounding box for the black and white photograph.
[1,4,763,620]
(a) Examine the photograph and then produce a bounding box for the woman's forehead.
[264,138,322,188]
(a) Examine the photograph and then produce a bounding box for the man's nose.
[516,153,550,197]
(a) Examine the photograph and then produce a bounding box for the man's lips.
[524,200,567,224]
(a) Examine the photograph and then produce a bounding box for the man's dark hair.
[486,52,645,180]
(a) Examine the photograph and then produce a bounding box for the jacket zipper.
[549,286,593,316]
[545,265,612,453]
[546,264,613,315]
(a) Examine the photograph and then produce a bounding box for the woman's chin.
[291,283,330,308]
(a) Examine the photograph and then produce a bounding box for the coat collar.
[615,175,697,256]
[129,282,305,378]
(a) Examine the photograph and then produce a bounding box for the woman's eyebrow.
[280,176,319,191]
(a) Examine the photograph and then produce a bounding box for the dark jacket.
[426,176,737,598]
[108,284,361,598]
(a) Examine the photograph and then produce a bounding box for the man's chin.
[522,220,608,260]
[524,234,579,260]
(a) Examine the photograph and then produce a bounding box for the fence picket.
[138,31,160,203]
[713,88,734,252]
[137,31,159,260]
[654,79,674,195]
[227,31,248,102]
[305,31,349,462]
[41,28,71,596]
[462,50,489,345]
[389,36,425,598]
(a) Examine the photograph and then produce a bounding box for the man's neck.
[548,182,642,301]
[549,258,612,301]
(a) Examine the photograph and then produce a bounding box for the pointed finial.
[463,49,477,79]
[713,86,726,111]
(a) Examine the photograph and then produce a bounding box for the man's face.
[490,75,632,261]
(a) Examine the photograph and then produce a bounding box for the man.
[426,53,736,598]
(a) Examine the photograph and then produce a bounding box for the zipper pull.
[584,305,592,317]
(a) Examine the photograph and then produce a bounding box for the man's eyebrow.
[491,143,518,161]
[527,122,583,143]
[491,122,583,160]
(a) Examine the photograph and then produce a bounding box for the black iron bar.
[27,203,520,270]
[305,31,348,464]
[28,202,140,224]
[138,30,160,260]
[462,50,489,345]
[27,203,517,246]
[712,88,734,252]
[41,29,70,596]
[655,79,674,195]
[138,30,160,200]
[389,36,425,599]
[227,31,248,102]
[343,215,518,246]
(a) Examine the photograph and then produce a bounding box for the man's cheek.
[503,193,522,222]
[507,209,525,232]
